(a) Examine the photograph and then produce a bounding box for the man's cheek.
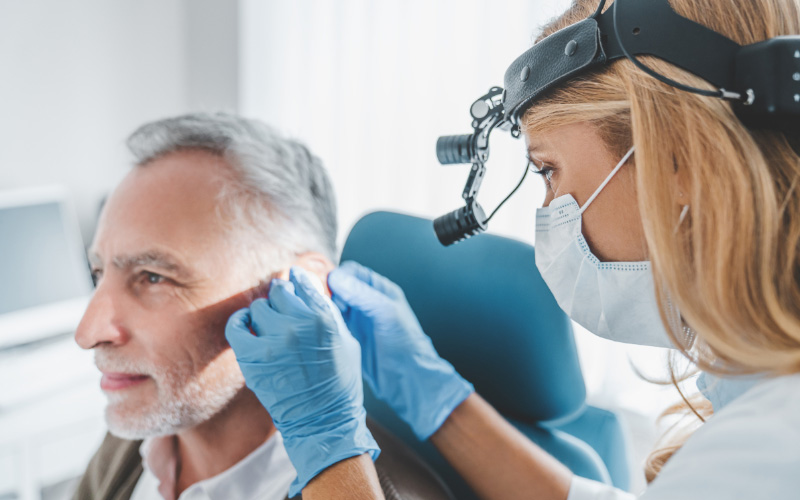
[195,296,253,343]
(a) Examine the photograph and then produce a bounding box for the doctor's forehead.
[524,127,563,157]
[525,122,608,159]
[525,135,560,161]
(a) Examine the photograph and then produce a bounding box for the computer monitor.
[0,186,93,349]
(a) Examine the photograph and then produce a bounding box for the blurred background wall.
[0,0,239,241]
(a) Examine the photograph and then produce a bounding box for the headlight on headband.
[434,0,800,246]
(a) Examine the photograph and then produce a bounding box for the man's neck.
[173,389,276,497]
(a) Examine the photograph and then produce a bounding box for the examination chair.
[340,211,630,500]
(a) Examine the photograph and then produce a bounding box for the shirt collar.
[139,431,296,500]
[140,435,179,500]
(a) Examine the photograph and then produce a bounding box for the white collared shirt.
[130,431,296,500]
[567,372,800,500]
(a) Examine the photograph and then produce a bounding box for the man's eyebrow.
[88,249,191,278]
[113,250,186,274]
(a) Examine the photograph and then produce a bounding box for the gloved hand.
[328,260,474,440]
[225,267,379,497]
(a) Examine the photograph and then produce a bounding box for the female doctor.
[225,0,800,498]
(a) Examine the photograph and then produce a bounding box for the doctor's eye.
[531,163,555,187]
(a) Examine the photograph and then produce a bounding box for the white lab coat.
[567,372,800,500]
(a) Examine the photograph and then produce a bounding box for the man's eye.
[142,272,166,285]
[90,269,102,287]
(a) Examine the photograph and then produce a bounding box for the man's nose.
[74,282,130,349]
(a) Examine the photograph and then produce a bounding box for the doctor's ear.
[275,252,334,296]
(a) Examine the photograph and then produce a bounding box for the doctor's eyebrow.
[527,144,556,158]
[88,250,192,279]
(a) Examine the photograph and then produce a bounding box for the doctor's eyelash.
[530,162,555,183]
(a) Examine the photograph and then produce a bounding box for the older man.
[72,113,450,500]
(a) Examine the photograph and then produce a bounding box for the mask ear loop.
[579,146,636,214]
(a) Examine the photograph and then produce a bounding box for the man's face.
[76,150,257,439]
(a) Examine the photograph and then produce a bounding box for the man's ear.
[281,252,334,296]
[242,254,334,302]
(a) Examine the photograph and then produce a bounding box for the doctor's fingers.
[225,308,270,362]
[247,296,316,341]
[265,279,315,318]
[289,266,333,316]
[334,261,407,302]
[228,305,324,363]
[328,273,393,320]
[328,267,396,317]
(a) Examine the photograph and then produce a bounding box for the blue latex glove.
[225,267,379,497]
[328,260,474,440]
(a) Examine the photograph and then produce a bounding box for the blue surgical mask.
[534,146,676,348]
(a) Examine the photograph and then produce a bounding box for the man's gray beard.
[95,348,246,440]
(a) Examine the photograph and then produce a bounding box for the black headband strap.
[502,0,741,124]
[600,0,740,88]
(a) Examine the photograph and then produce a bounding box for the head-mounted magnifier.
[434,0,800,246]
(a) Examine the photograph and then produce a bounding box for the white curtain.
[240,0,565,243]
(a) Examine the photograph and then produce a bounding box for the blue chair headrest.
[340,211,586,422]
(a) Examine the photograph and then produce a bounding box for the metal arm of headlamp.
[433,87,514,246]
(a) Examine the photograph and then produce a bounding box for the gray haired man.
[72,113,450,500]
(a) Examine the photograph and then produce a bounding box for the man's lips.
[100,372,151,391]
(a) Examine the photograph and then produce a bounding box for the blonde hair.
[523,0,800,480]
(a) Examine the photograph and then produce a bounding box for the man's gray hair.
[126,112,338,272]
